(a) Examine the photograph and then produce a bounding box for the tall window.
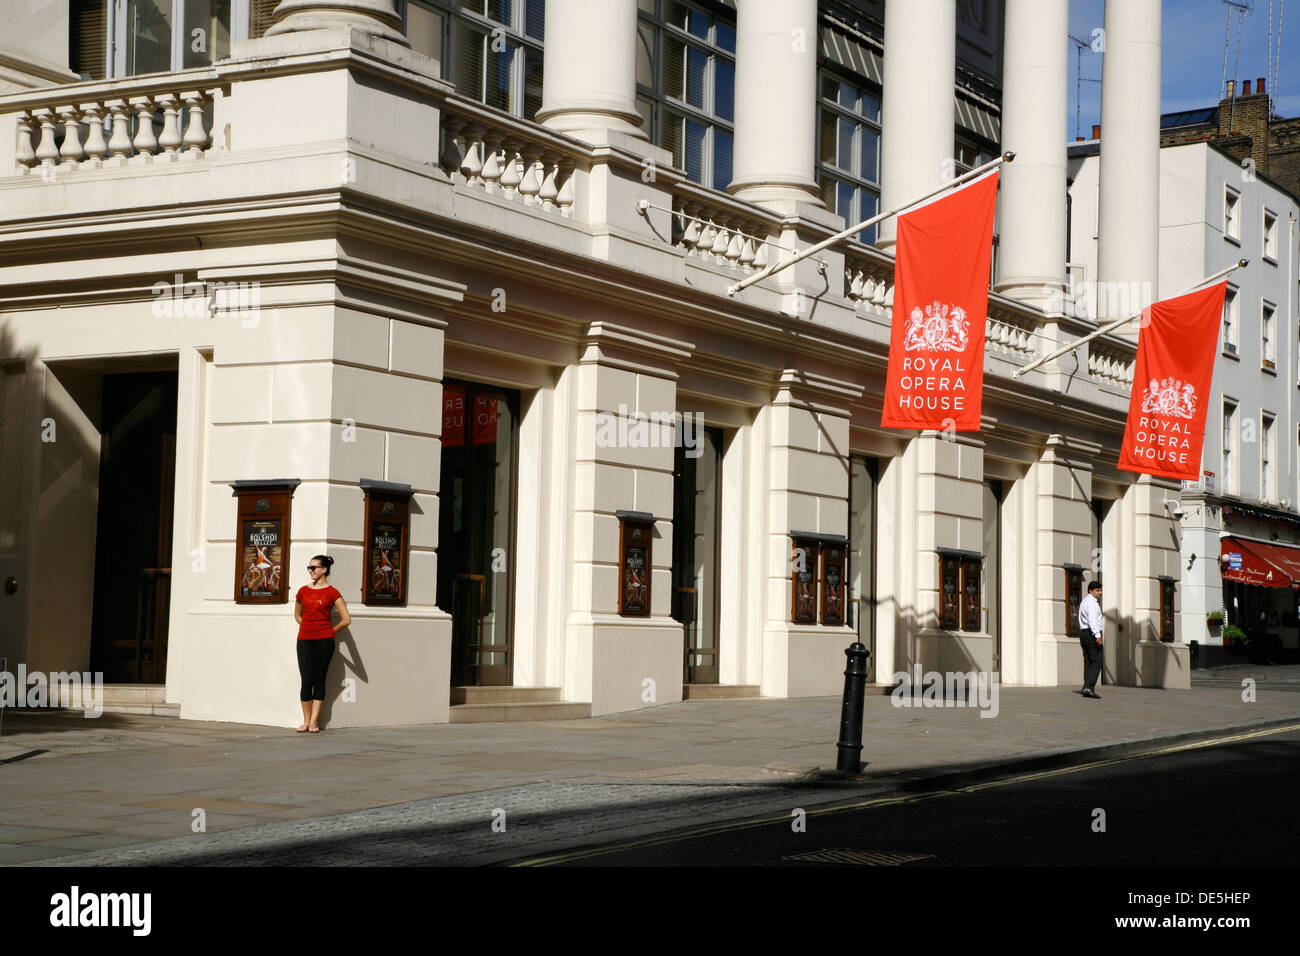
[1223,400,1237,495]
[1223,285,1239,353]
[71,0,241,78]
[1262,413,1276,502]
[817,71,882,243]
[1263,209,1278,261]
[636,0,736,191]
[1224,186,1241,242]
[1262,302,1276,370]
[406,0,545,120]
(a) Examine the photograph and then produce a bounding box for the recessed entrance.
[89,371,178,684]
[673,423,723,683]
[438,382,518,687]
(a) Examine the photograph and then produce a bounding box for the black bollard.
[835,642,870,773]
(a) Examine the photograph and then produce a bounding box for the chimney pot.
[1243,79,1251,96]
[1091,124,1101,139]
[1076,136,1084,142]
[1257,77,1267,94]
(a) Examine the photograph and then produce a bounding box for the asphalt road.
[509,725,1300,867]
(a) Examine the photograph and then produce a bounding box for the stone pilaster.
[759,370,860,698]
[565,321,690,715]
[1116,475,1189,688]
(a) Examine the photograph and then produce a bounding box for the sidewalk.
[1,680,1298,865]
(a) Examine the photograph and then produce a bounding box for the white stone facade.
[0,0,1192,729]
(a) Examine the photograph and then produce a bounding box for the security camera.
[1163,499,1185,519]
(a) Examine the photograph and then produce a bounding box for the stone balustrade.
[6,72,220,175]
[439,94,578,218]
[844,240,895,315]
[1088,338,1137,387]
[985,306,1039,361]
[669,181,781,272]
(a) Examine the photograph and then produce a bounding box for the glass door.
[673,423,723,683]
[438,382,517,686]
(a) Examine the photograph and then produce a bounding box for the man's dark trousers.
[1079,634,1103,691]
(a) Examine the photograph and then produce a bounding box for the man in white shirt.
[1077,581,1104,698]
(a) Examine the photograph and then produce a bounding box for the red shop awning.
[1220,537,1300,589]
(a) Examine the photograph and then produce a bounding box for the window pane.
[637,23,655,88]
[821,75,837,102]
[685,117,706,183]
[838,81,856,110]
[183,0,231,69]
[714,57,734,121]
[523,45,543,120]
[639,0,656,13]
[407,3,445,63]
[686,45,706,108]
[454,26,485,100]
[837,116,854,170]
[124,0,173,75]
[860,91,881,121]
[484,40,515,112]
[819,109,836,164]
[859,126,880,182]
[860,189,879,243]
[837,181,855,223]
[663,35,685,100]
[636,96,654,136]
[666,1,691,30]
[713,128,732,190]
[663,112,684,170]
[524,0,545,39]
[715,21,736,53]
[819,175,836,208]
[486,0,513,27]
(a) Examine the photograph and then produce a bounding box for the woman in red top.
[294,554,351,733]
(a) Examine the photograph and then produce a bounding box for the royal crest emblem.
[1140,377,1197,419]
[902,300,970,352]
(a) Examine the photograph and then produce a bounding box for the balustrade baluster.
[15,113,36,167]
[81,104,107,160]
[539,155,560,210]
[459,125,485,185]
[518,147,542,204]
[181,91,209,154]
[480,133,503,193]
[130,97,158,156]
[33,108,59,166]
[556,164,575,216]
[439,117,466,179]
[499,142,522,198]
[157,95,182,156]
[105,100,132,158]
[57,105,84,163]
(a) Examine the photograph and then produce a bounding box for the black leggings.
[297,638,335,701]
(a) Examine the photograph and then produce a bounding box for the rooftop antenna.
[1274,0,1286,115]
[1221,0,1254,131]
[1068,34,1101,140]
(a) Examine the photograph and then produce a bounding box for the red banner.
[881,171,999,431]
[1118,282,1226,480]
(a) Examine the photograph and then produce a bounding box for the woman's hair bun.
[321,555,334,569]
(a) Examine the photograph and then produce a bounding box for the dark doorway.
[673,423,723,683]
[89,371,177,683]
[438,382,518,687]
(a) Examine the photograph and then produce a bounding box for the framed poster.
[961,557,982,632]
[1064,564,1084,638]
[938,553,960,629]
[230,480,299,604]
[791,536,819,625]
[361,479,412,607]
[616,510,653,616]
[820,543,846,626]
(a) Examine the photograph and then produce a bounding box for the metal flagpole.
[725,151,1016,298]
[1012,258,1250,378]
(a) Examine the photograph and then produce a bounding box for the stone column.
[728,0,822,210]
[265,0,407,43]
[536,0,644,141]
[1097,0,1161,326]
[996,0,1068,308]
[877,0,956,250]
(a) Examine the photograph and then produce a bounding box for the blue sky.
[1066,0,1300,139]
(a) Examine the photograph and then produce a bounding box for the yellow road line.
[509,722,1300,867]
